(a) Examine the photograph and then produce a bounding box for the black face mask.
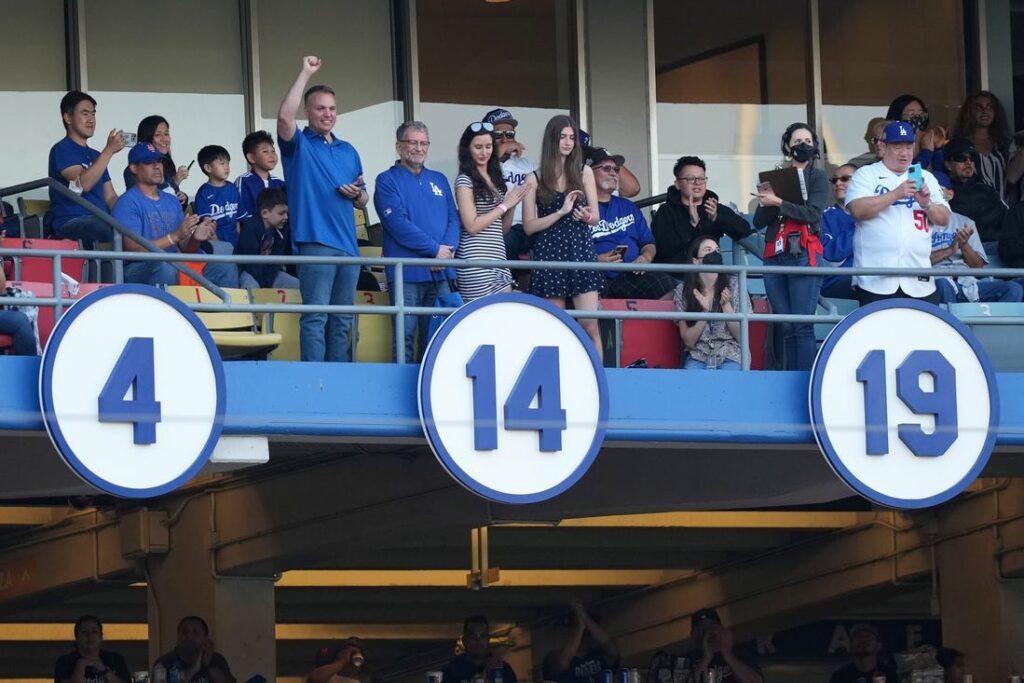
[790,142,817,162]
[907,112,930,131]
[701,251,723,266]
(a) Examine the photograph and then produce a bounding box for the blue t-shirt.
[112,186,184,252]
[235,171,286,219]
[195,181,249,246]
[592,196,654,279]
[278,126,362,255]
[48,136,112,228]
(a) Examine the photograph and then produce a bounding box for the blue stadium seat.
[946,302,1024,371]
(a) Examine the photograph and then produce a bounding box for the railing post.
[739,267,751,371]
[53,254,65,320]
[394,263,406,365]
[113,231,123,284]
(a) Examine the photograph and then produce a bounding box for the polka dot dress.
[529,190,604,298]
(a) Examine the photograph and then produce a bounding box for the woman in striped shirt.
[454,121,529,301]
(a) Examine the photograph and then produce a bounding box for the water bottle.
[151,663,166,683]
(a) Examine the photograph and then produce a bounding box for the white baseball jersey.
[846,160,949,297]
[501,154,536,225]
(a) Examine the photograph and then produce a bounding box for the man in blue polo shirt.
[47,90,126,248]
[374,121,459,362]
[277,55,368,363]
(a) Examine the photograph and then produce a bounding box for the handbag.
[427,272,464,341]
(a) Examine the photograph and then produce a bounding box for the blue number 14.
[97,337,162,445]
[466,345,567,452]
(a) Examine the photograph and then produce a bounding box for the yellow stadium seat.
[251,287,302,361]
[21,199,50,217]
[166,286,281,359]
[355,290,393,363]
[358,245,387,290]
[355,206,368,242]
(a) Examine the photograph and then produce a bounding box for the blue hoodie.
[374,163,460,283]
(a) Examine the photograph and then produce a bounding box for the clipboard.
[758,167,804,204]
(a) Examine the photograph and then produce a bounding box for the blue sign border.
[418,292,609,504]
[809,299,999,509]
[38,284,226,498]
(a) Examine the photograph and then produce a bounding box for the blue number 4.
[97,337,162,445]
[466,345,567,452]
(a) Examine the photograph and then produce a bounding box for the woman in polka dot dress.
[522,115,603,358]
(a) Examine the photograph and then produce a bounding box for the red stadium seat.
[601,299,681,369]
[0,238,85,284]
[0,335,12,354]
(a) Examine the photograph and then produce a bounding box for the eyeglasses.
[469,122,495,133]
[593,164,619,174]
[400,139,430,148]
[869,136,880,145]
[830,175,853,184]
[677,176,708,184]
[493,130,516,140]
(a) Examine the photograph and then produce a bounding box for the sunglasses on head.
[493,130,516,140]
[830,175,853,184]
[469,121,495,133]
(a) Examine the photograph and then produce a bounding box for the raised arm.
[278,56,322,142]
[60,130,124,193]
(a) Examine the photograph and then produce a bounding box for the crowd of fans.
[5,56,1024,368]
[55,607,967,683]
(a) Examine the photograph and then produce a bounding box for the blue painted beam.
[2,357,1023,445]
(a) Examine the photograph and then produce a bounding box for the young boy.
[235,131,286,219]
[235,188,298,290]
[194,144,249,247]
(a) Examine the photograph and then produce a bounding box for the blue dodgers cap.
[579,129,593,148]
[881,121,916,143]
[128,142,163,164]
[483,108,518,127]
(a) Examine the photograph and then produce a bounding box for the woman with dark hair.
[454,121,529,301]
[885,94,946,170]
[123,114,190,208]
[674,236,748,370]
[522,114,603,356]
[753,121,829,371]
[53,615,131,683]
[951,90,1021,201]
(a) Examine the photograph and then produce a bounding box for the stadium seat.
[166,286,281,359]
[0,335,12,354]
[355,290,393,363]
[600,299,680,369]
[946,302,1024,372]
[8,281,56,349]
[20,199,50,219]
[358,246,387,290]
[0,237,85,284]
[251,287,302,361]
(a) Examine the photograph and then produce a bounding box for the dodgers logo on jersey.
[430,182,444,197]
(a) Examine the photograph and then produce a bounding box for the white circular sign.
[418,293,608,504]
[39,285,226,498]
[809,299,998,508]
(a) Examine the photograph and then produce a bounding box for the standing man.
[373,121,459,363]
[586,147,675,299]
[47,90,125,248]
[542,599,620,683]
[483,108,537,261]
[846,121,951,305]
[278,56,368,362]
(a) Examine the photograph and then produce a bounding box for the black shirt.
[54,650,131,683]
[543,646,619,683]
[154,650,232,683]
[441,654,517,683]
[829,661,899,683]
[683,648,761,683]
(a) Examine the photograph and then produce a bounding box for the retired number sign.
[418,293,609,504]
[39,285,226,498]
[809,300,998,508]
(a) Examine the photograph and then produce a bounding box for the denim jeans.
[53,215,113,250]
[124,259,239,288]
[684,356,741,371]
[297,242,360,362]
[936,278,1023,304]
[389,278,451,363]
[763,251,823,371]
[0,310,36,355]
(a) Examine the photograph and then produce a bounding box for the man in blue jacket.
[374,121,459,363]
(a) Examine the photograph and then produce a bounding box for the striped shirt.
[455,174,514,301]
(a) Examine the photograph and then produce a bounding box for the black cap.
[944,137,977,159]
[585,147,625,168]
[691,608,721,630]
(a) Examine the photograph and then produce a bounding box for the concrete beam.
[277,569,692,588]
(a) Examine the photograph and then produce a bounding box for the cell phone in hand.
[907,163,923,191]
[613,245,628,258]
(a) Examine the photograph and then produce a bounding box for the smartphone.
[907,163,923,191]
[613,245,628,258]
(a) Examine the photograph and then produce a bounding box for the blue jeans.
[936,278,1023,304]
[763,252,823,371]
[389,278,450,363]
[0,310,36,355]
[297,242,360,362]
[53,215,113,250]
[123,259,239,288]
[684,356,741,370]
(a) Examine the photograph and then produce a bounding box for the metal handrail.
[0,177,228,301]
[3,245,1024,368]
